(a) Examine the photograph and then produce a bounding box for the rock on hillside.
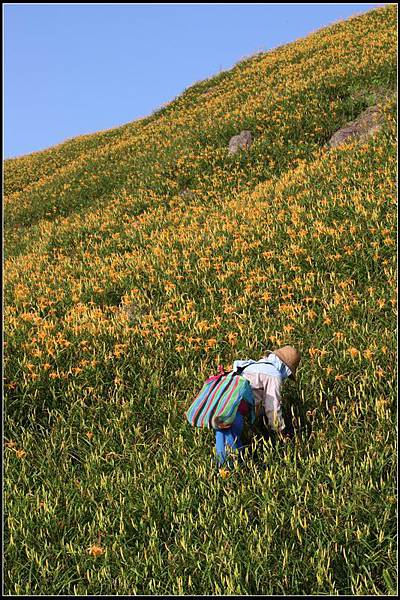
[228,130,253,154]
[329,104,383,147]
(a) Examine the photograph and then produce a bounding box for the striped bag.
[185,366,255,430]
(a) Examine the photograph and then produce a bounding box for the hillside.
[4,4,397,595]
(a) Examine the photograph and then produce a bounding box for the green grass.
[3,4,397,595]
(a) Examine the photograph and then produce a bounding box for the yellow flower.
[205,338,218,351]
[87,544,104,557]
[219,468,230,479]
[283,324,294,333]
[16,449,26,459]
[227,332,238,346]
[196,320,210,333]
[348,347,359,358]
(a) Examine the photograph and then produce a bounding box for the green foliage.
[3,4,397,596]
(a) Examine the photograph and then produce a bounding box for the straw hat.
[268,346,301,381]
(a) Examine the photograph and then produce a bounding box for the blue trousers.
[215,413,244,467]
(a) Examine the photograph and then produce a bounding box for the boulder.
[179,189,196,200]
[118,303,135,320]
[228,130,253,154]
[329,105,382,148]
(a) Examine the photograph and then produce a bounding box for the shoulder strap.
[236,360,276,374]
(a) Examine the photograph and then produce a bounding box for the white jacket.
[233,353,291,432]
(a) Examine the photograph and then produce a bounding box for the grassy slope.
[4,4,397,595]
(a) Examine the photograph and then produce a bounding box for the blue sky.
[4,3,385,159]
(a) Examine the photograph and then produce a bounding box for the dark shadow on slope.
[239,386,314,469]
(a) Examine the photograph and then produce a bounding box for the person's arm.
[263,377,286,432]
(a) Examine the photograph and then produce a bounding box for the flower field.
[3,4,397,595]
